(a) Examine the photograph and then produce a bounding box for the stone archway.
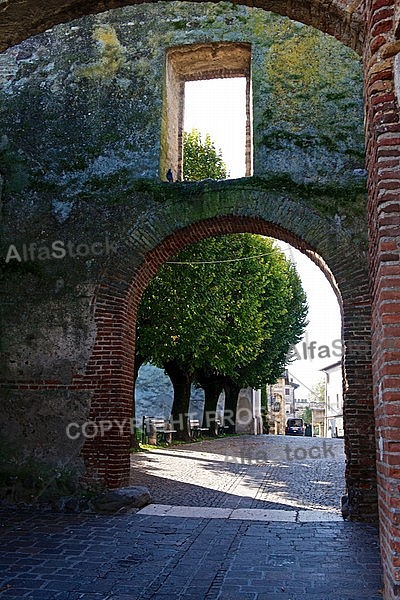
[0,0,372,511]
[1,0,400,595]
[0,0,366,54]
[75,182,376,522]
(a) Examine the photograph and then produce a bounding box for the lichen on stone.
[78,24,127,80]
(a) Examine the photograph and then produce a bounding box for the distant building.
[267,378,286,434]
[295,397,310,412]
[284,370,299,417]
[266,369,299,434]
[321,361,343,438]
[309,402,326,437]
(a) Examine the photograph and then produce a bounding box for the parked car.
[285,418,305,436]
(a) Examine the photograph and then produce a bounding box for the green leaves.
[136,234,308,388]
[183,128,228,181]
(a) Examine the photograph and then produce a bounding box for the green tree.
[193,253,308,430]
[136,234,308,438]
[308,379,326,403]
[233,261,308,389]
[302,406,312,423]
[183,128,228,181]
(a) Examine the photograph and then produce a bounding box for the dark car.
[285,418,305,436]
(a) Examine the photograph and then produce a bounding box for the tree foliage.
[137,235,276,379]
[233,260,308,388]
[301,406,312,423]
[183,128,228,181]
[308,378,326,403]
[137,235,308,381]
[136,234,308,436]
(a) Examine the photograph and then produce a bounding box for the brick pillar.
[364,1,400,596]
[80,299,136,489]
[342,298,377,521]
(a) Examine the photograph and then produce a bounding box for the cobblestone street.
[0,435,382,599]
[130,435,346,512]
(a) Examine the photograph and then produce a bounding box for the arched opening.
[2,0,400,595]
[0,0,366,54]
[0,1,369,501]
[130,231,346,515]
[79,208,374,525]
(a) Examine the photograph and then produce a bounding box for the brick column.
[364,1,400,596]
[80,295,137,489]
[342,298,377,521]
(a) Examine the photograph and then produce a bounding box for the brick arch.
[80,198,376,521]
[1,0,398,591]
[0,0,366,54]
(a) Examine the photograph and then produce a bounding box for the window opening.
[184,78,247,179]
[161,42,252,182]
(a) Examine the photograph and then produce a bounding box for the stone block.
[92,486,151,514]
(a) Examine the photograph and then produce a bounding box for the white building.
[321,361,344,438]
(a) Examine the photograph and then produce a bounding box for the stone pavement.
[129,435,347,512]
[0,436,383,599]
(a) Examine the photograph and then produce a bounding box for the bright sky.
[184,78,247,178]
[184,78,342,399]
[275,242,342,400]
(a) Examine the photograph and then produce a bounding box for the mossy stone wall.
[0,3,373,519]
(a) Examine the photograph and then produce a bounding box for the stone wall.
[236,388,262,435]
[3,0,400,596]
[135,363,205,424]
[0,0,366,54]
[0,0,375,529]
[0,3,364,193]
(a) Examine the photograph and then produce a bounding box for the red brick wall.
[365,0,400,596]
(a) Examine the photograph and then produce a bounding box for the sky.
[184,78,342,399]
[184,78,247,178]
[274,243,342,400]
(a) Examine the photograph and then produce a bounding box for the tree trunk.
[196,369,225,435]
[223,379,241,434]
[131,353,145,449]
[164,360,193,441]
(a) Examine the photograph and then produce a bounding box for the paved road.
[0,435,383,599]
[130,435,346,512]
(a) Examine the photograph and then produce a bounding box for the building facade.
[322,361,344,438]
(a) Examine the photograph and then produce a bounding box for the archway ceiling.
[0,0,365,54]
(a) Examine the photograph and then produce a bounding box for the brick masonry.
[0,3,368,493]
[364,0,400,597]
[79,204,376,521]
[0,0,399,596]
